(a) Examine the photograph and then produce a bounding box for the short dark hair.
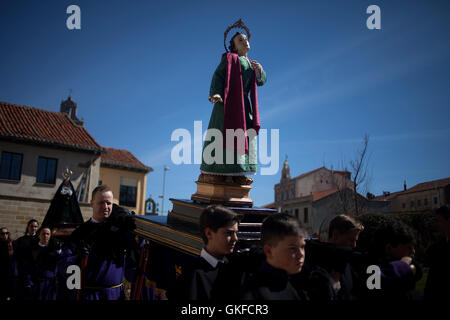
[374,220,414,255]
[0,227,10,238]
[261,213,307,246]
[328,214,364,239]
[92,185,113,200]
[199,205,242,244]
[37,226,51,236]
[435,205,450,219]
[25,219,39,235]
[229,32,245,53]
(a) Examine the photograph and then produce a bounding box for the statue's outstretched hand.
[209,94,223,104]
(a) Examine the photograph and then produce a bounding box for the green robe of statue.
[200,55,267,176]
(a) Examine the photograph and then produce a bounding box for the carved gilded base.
[191,181,253,207]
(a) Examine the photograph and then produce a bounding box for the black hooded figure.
[42,179,84,229]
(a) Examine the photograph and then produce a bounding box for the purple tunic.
[81,254,126,300]
[25,244,60,300]
[363,258,417,300]
[64,219,138,300]
[380,260,415,292]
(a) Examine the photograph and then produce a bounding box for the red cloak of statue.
[222,52,260,155]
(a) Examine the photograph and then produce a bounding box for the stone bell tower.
[60,95,84,126]
[281,155,291,182]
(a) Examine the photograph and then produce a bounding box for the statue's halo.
[223,19,251,52]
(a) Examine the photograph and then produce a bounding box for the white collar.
[200,248,227,268]
[38,242,48,248]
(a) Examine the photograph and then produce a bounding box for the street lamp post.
[161,166,170,215]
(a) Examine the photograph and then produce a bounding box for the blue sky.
[1,0,449,213]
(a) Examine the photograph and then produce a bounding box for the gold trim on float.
[138,229,201,255]
[195,182,252,190]
[239,222,262,227]
[170,199,205,210]
[168,212,199,224]
[136,219,202,242]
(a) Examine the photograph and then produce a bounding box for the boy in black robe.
[168,205,242,300]
[425,205,450,300]
[363,220,422,300]
[240,213,308,300]
[293,214,365,300]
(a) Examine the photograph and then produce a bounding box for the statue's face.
[233,33,250,54]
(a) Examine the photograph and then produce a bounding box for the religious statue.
[198,19,267,186]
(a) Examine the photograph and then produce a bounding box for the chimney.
[403,180,407,191]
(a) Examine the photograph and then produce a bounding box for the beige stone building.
[272,160,366,238]
[0,99,103,238]
[373,177,450,213]
[0,98,152,239]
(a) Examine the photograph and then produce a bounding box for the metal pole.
[161,166,170,215]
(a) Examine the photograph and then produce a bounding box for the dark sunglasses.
[1,232,10,235]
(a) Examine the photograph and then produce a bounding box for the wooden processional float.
[133,175,276,299]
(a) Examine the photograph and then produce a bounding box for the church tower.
[60,95,84,126]
[281,155,291,182]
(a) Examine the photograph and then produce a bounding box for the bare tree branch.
[329,134,371,216]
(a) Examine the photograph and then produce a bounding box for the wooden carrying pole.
[132,242,150,300]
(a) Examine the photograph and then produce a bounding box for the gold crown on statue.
[224,19,251,52]
[62,167,73,181]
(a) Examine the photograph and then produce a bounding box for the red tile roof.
[405,177,450,194]
[101,147,153,173]
[0,101,102,153]
[262,202,275,209]
[373,191,404,201]
[293,166,350,181]
[313,188,367,203]
[312,188,339,202]
[373,177,450,200]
